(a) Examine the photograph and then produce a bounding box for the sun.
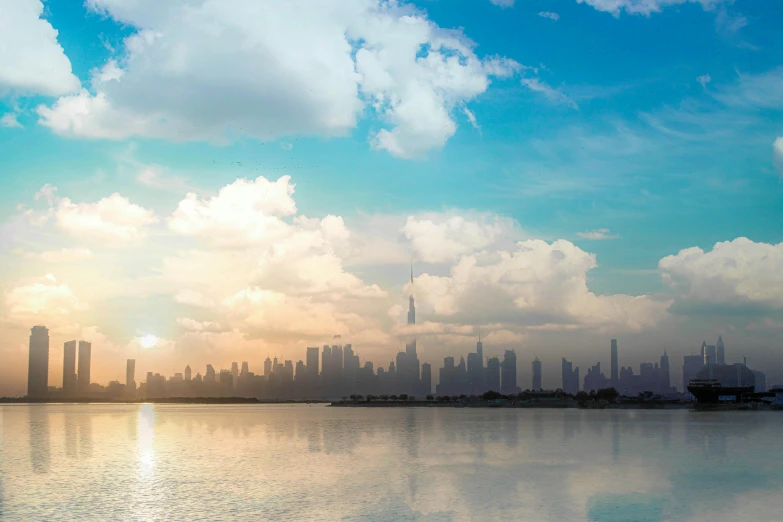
[140,335,158,349]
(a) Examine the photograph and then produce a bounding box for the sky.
[1,0,782,395]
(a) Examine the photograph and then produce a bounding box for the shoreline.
[0,397,330,405]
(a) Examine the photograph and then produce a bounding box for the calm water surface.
[1,404,781,521]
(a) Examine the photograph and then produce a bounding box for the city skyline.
[2,0,783,396]
[18,317,771,400]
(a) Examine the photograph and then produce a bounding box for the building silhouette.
[78,341,91,393]
[610,339,618,387]
[500,350,518,395]
[532,357,542,391]
[27,326,50,398]
[486,356,500,393]
[126,359,136,398]
[716,336,725,365]
[561,358,579,395]
[63,340,77,397]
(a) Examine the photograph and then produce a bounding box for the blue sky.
[1,0,782,393]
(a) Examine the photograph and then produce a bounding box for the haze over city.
[2,0,783,397]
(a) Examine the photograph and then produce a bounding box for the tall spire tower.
[407,262,415,326]
[406,263,416,355]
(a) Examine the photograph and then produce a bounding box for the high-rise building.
[185,365,192,381]
[231,362,239,388]
[63,340,77,396]
[532,357,542,391]
[306,347,319,379]
[420,363,432,396]
[27,326,50,398]
[717,336,725,365]
[610,339,618,387]
[264,357,272,377]
[561,358,579,395]
[241,361,249,377]
[659,351,671,393]
[500,350,517,395]
[77,341,91,394]
[126,359,136,397]
[485,357,501,393]
[206,364,216,382]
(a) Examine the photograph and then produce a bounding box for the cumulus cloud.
[1,113,22,128]
[774,137,783,177]
[659,238,783,312]
[0,0,80,96]
[538,12,560,20]
[403,212,522,263]
[4,274,85,326]
[577,228,619,240]
[576,0,724,17]
[169,175,298,248]
[521,78,578,109]
[37,0,520,158]
[489,0,515,7]
[412,239,668,331]
[55,193,158,243]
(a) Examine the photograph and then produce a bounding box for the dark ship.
[687,363,756,404]
[687,379,754,404]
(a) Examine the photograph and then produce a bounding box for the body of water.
[1,404,781,521]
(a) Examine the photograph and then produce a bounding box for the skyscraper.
[500,350,517,395]
[659,351,670,393]
[264,356,272,377]
[306,347,319,379]
[185,365,192,381]
[610,339,618,387]
[63,340,77,396]
[420,362,432,396]
[126,359,136,397]
[27,325,50,398]
[231,361,239,388]
[485,357,501,393]
[77,340,91,394]
[717,336,725,365]
[561,357,579,395]
[532,357,542,391]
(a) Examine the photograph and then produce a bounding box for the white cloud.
[403,213,521,263]
[37,0,519,159]
[55,193,158,243]
[4,274,85,326]
[18,248,94,263]
[576,0,724,17]
[521,78,578,109]
[0,0,80,96]
[577,228,619,240]
[659,238,783,311]
[773,137,783,178]
[489,0,515,7]
[413,239,668,331]
[697,74,711,87]
[462,106,480,133]
[1,113,22,128]
[169,175,297,248]
[538,12,560,21]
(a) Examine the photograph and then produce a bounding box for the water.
[1,405,781,521]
